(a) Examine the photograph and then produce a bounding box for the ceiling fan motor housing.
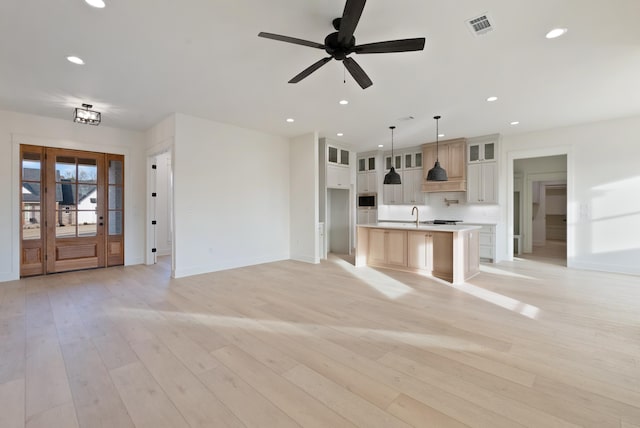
[324,32,355,60]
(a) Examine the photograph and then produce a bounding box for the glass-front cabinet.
[328,145,350,166]
[468,141,496,163]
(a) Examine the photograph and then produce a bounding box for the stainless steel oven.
[357,193,377,209]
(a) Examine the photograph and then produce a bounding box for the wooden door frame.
[18,143,125,277]
[11,134,130,281]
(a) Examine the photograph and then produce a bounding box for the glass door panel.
[20,146,45,276]
[106,155,125,266]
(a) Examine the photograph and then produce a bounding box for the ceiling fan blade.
[258,32,325,49]
[338,0,366,45]
[289,57,333,83]
[354,38,426,54]
[343,57,372,89]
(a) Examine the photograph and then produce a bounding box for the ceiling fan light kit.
[258,0,425,89]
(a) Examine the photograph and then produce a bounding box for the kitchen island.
[356,222,482,284]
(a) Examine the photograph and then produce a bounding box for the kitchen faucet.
[411,206,419,226]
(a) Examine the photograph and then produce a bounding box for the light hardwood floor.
[1,255,639,427]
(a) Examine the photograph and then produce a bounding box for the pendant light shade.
[426,115,448,181]
[383,125,401,185]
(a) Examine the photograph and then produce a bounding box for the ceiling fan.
[258,0,425,89]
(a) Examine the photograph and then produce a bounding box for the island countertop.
[359,222,482,233]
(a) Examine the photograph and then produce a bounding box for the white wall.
[290,133,319,263]
[503,115,640,275]
[0,109,146,282]
[172,114,291,277]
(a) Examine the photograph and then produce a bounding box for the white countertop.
[358,222,482,233]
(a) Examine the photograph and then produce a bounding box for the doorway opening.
[513,155,567,266]
[326,188,351,256]
[147,149,174,276]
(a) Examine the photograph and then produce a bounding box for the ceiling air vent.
[466,13,494,36]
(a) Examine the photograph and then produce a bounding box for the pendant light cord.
[434,115,441,162]
[390,125,396,159]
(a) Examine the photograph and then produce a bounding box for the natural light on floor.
[110,308,488,351]
[479,264,537,280]
[332,256,413,299]
[451,282,540,320]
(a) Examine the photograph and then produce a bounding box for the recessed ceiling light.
[546,28,567,39]
[510,121,520,125]
[85,0,106,8]
[339,100,349,105]
[337,133,344,137]
[486,96,498,102]
[66,56,85,65]
[438,134,445,138]
[286,118,294,123]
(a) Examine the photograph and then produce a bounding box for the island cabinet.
[356,224,480,284]
[422,138,467,192]
[407,230,433,273]
[368,229,407,267]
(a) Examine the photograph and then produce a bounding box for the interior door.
[45,148,106,273]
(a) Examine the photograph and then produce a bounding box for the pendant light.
[426,115,448,181]
[383,125,401,185]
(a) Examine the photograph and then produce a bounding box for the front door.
[46,148,105,273]
[20,145,124,276]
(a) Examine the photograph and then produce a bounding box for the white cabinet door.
[366,172,377,193]
[383,183,403,205]
[467,163,482,203]
[402,169,424,205]
[357,210,368,225]
[481,162,497,203]
[327,165,350,189]
[357,173,368,193]
[357,171,378,193]
[357,209,377,224]
[467,162,497,204]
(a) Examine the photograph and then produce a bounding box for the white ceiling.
[1,0,640,152]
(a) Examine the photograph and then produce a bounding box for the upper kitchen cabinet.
[381,147,426,205]
[404,151,423,170]
[468,140,496,163]
[357,152,378,193]
[357,155,376,173]
[328,145,350,166]
[422,138,467,192]
[466,135,499,204]
[384,154,402,171]
[467,162,497,203]
[322,140,354,190]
